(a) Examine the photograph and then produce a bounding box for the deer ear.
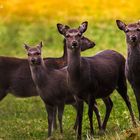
[37,41,43,50]
[24,44,30,50]
[57,23,70,35]
[116,20,127,31]
[78,21,88,34]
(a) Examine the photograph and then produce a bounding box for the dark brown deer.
[24,42,103,138]
[0,36,94,130]
[0,36,93,100]
[116,20,140,120]
[57,21,136,140]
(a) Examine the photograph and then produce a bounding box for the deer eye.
[78,33,82,36]
[125,28,129,33]
[137,28,140,31]
[36,52,40,55]
[66,34,70,37]
[27,53,31,56]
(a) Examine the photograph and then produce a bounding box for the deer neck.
[67,48,81,83]
[29,59,48,88]
[62,39,67,61]
[127,43,140,57]
[127,43,140,67]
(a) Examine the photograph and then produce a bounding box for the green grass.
[0,87,138,140]
[0,20,127,57]
[0,20,139,140]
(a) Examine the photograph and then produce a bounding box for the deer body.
[0,56,66,99]
[68,48,134,136]
[57,21,136,140]
[126,45,140,88]
[116,20,140,120]
[0,57,37,98]
[68,51,121,98]
[29,62,69,106]
[25,43,85,137]
[0,37,93,100]
[67,50,120,98]
[0,37,94,134]
[30,65,69,136]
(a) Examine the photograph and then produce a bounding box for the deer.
[0,36,94,131]
[24,41,104,138]
[116,20,140,120]
[0,36,93,99]
[57,21,136,140]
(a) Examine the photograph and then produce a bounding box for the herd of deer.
[0,20,140,139]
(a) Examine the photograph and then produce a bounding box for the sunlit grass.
[0,0,140,22]
[0,84,139,139]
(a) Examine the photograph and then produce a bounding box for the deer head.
[57,21,94,51]
[24,42,43,65]
[116,20,140,47]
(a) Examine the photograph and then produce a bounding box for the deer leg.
[76,99,84,140]
[58,104,65,133]
[45,104,54,137]
[101,97,113,131]
[93,101,102,130]
[72,103,79,131]
[117,87,137,126]
[117,80,136,126]
[88,96,95,136]
[134,89,140,121]
[53,106,57,130]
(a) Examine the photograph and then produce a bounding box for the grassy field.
[0,88,139,140]
[0,20,127,57]
[0,0,140,139]
[0,20,140,140]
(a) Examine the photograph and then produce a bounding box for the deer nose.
[72,41,78,47]
[130,35,137,42]
[91,41,96,47]
[31,58,35,63]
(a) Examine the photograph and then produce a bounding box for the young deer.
[116,20,140,120]
[57,21,136,139]
[24,42,103,138]
[0,36,93,130]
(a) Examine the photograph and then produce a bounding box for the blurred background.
[0,0,140,139]
[0,0,140,57]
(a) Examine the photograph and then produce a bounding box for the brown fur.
[116,20,140,120]
[25,43,84,137]
[0,36,94,135]
[57,21,136,140]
